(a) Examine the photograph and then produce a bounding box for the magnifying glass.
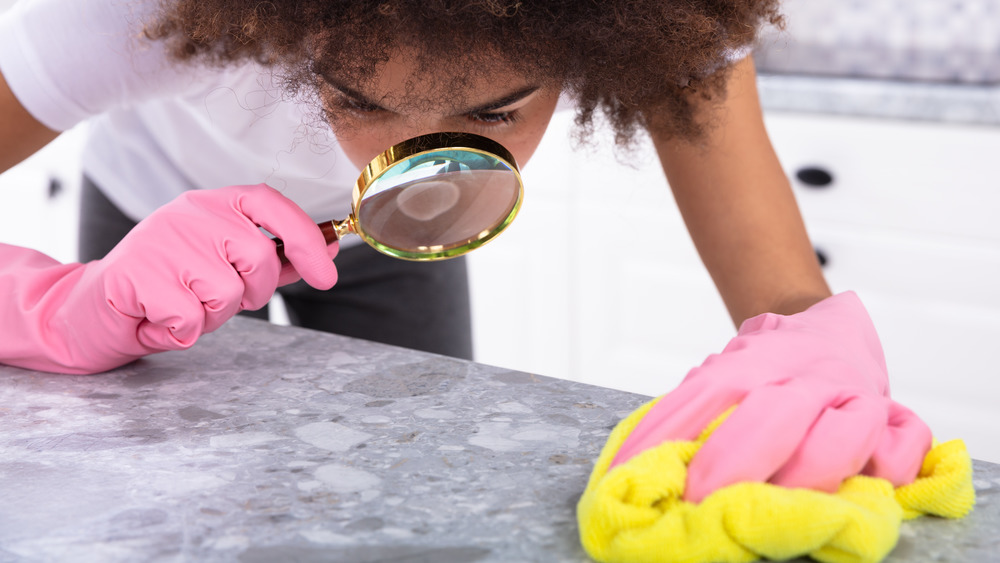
[275,131,523,262]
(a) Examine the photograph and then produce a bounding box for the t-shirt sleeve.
[0,0,199,131]
[725,45,753,63]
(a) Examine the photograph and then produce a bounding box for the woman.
[0,0,930,500]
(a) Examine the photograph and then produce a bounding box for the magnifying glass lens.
[273,133,523,264]
[356,150,520,258]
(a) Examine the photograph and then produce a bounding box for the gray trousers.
[78,178,473,359]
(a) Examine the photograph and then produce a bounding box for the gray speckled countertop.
[756,72,1000,126]
[1,317,997,562]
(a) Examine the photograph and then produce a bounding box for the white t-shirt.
[0,0,360,225]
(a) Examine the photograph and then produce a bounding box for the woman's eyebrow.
[463,86,539,114]
[327,81,538,114]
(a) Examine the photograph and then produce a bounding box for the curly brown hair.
[146,0,782,144]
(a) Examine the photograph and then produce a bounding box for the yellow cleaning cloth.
[577,399,976,563]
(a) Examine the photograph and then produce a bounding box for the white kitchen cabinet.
[469,109,1000,463]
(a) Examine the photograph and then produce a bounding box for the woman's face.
[319,50,561,171]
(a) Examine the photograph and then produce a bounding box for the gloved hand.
[609,291,932,503]
[0,183,338,375]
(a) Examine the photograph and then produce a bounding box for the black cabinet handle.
[815,247,829,268]
[47,177,63,199]
[796,167,834,188]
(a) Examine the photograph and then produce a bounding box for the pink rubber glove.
[0,184,338,375]
[609,291,932,503]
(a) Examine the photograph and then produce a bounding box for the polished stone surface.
[0,317,997,562]
[757,73,1000,127]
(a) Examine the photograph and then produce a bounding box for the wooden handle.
[274,221,340,265]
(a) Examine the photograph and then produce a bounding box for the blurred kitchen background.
[1,0,998,462]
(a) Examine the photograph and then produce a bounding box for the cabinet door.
[764,112,1000,240]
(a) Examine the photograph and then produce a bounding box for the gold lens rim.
[351,132,524,261]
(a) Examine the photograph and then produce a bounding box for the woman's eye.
[468,110,521,126]
[342,98,382,114]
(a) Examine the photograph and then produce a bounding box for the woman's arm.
[624,66,934,499]
[0,184,340,374]
[0,69,58,173]
[652,56,830,325]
